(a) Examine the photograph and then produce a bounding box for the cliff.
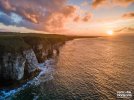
[0,34,69,88]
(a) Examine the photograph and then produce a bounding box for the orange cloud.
[0,0,93,34]
[0,0,67,24]
[23,13,39,24]
[73,16,80,22]
[73,13,93,23]
[112,0,134,6]
[0,0,16,12]
[42,5,78,32]
[92,0,109,8]
[92,0,134,8]
[82,13,93,22]
[122,12,134,18]
[61,6,77,17]
[114,27,134,33]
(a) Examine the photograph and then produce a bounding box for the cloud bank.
[0,0,93,33]
[0,0,133,34]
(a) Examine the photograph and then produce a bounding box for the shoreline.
[0,58,55,99]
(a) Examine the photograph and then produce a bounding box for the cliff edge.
[0,33,70,88]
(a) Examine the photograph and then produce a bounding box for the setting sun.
[107,30,113,35]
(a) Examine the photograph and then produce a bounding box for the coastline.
[0,58,56,99]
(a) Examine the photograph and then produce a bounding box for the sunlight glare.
[107,30,113,35]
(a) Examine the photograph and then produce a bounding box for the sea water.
[0,36,134,100]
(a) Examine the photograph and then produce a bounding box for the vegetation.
[0,32,70,52]
[0,32,100,52]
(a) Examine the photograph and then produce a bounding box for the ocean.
[1,36,134,100]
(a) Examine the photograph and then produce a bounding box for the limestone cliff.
[0,34,68,87]
[0,53,25,81]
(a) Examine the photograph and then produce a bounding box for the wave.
[0,59,55,100]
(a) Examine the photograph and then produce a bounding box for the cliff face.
[0,35,67,86]
[0,53,25,80]
[23,49,39,73]
[23,37,63,63]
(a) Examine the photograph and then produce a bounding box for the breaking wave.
[0,59,55,100]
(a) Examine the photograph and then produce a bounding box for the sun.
[106,30,113,35]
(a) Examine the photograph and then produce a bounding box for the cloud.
[73,13,93,22]
[0,0,16,12]
[42,5,77,32]
[82,13,93,22]
[0,0,67,24]
[81,1,89,6]
[112,0,134,6]
[114,27,134,32]
[122,12,134,18]
[73,16,80,22]
[0,12,16,25]
[0,0,94,33]
[92,0,109,8]
[92,0,134,8]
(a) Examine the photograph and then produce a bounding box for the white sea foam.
[0,59,55,100]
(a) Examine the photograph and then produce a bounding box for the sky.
[0,0,134,36]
